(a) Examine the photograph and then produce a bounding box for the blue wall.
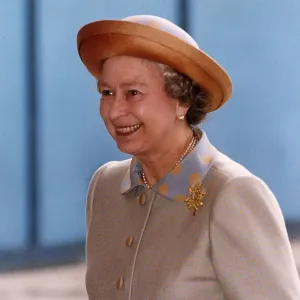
[189,0,300,219]
[0,0,28,250]
[0,0,299,252]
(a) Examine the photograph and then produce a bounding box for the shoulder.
[90,158,131,186]
[86,159,131,227]
[210,151,253,184]
[206,151,284,224]
[86,159,132,220]
[207,151,268,194]
[205,150,280,210]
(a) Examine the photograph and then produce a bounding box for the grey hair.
[157,63,210,125]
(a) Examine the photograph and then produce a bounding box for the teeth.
[116,124,141,133]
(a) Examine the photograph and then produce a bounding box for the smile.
[116,124,142,134]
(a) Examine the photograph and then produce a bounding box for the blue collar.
[120,129,219,202]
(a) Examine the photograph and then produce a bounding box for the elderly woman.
[77,15,300,300]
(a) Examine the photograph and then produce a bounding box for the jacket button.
[116,277,124,290]
[139,193,146,206]
[126,236,134,247]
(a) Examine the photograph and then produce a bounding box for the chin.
[116,142,142,156]
[116,142,135,155]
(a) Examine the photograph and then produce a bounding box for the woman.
[77,15,300,299]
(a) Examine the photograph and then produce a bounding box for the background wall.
[0,0,299,267]
[0,0,28,250]
[189,0,300,219]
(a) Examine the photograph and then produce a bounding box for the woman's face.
[99,56,181,156]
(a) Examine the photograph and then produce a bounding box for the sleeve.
[210,175,300,300]
[86,162,110,231]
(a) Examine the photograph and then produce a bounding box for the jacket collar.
[120,129,219,201]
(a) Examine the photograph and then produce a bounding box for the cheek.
[99,102,104,118]
[143,99,176,125]
[100,103,113,129]
[132,104,147,120]
[99,102,109,121]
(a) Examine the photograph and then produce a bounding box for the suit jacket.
[85,132,300,300]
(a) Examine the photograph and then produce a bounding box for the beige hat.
[77,15,232,111]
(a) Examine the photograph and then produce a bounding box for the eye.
[101,90,113,96]
[128,90,140,96]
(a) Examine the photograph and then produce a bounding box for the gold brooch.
[184,183,206,216]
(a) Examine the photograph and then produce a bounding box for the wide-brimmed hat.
[77,15,232,112]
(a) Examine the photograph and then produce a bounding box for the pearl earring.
[178,114,185,120]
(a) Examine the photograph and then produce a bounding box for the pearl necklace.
[141,134,198,189]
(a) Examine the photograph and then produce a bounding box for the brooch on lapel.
[184,183,206,216]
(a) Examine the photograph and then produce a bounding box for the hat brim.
[77,20,232,112]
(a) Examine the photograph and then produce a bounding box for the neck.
[137,123,194,186]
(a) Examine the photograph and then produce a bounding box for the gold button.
[139,193,146,206]
[116,277,124,290]
[126,236,134,247]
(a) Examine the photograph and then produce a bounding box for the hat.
[77,15,232,111]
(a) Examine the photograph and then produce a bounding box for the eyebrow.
[98,79,149,90]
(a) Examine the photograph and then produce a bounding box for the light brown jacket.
[86,148,300,299]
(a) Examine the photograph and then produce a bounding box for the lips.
[115,124,142,135]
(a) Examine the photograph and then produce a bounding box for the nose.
[109,93,128,121]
